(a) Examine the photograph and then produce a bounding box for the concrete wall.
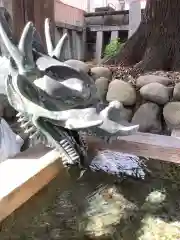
[85,14,129,26]
[55,0,85,26]
[59,0,88,11]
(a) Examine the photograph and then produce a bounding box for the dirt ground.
[1,161,180,240]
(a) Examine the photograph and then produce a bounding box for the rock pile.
[65,60,180,135]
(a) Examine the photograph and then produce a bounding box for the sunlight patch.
[79,184,137,238]
[143,190,167,209]
[138,216,180,240]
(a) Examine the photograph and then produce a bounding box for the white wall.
[60,0,88,11]
[60,0,146,12]
[125,0,146,10]
[60,0,123,11]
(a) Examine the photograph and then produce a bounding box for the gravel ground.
[1,167,180,240]
[107,65,180,84]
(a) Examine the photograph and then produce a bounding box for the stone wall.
[93,67,179,135]
[65,60,180,136]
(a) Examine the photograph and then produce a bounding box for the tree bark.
[111,0,180,72]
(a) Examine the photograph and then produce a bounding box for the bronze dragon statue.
[0,16,141,178]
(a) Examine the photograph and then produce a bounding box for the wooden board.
[0,145,63,223]
[87,132,180,164]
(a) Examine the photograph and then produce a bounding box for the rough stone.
[140,82,170,105]
[64,59,90,73]
[136,75,172,88]
[91,66,112,80]
[95,77,109,101]
[163,102,180,129]
[121,108,133,122]
[106,79,136,106]
[173,83,180,101]
[132,103,162,133]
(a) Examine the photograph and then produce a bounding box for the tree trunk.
[111,0,180,72]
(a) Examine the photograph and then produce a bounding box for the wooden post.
[72,30,77,59]
[10,0,54,45]
[12,0,25,41]
[76,32,83,60]
[33,0,55,46]
[95,31,103,63]
[110,30,119,41]
[63,28,73,60]
[24,0,34,23]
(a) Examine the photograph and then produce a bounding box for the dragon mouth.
[18,112,88,168]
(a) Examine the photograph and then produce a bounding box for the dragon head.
[0,18,139,172]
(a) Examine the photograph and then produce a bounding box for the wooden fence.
[1,0,55,43]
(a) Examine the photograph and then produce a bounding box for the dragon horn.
[44,18,54,56]
[0,20,35,74]
[53,32,68,59]
[18,21,35,70]
[45,18,67,59]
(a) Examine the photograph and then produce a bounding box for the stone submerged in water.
[132,102,162,134]
[136,74,172,88]
[106,79,136,106]
[90,150,146,179]
[140,82,170,105]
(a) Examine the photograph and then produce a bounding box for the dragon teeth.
[16,112,22,117]
[60,140,69,147]
[60,139,66,144]
[17,118,23,123]
[71,156,79,161]
[24,126,36,134]
[20,121,31,129]
[68,150,75,155]
[64,146,71,151]
[18,116,27,123]
[29,130,39,139]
